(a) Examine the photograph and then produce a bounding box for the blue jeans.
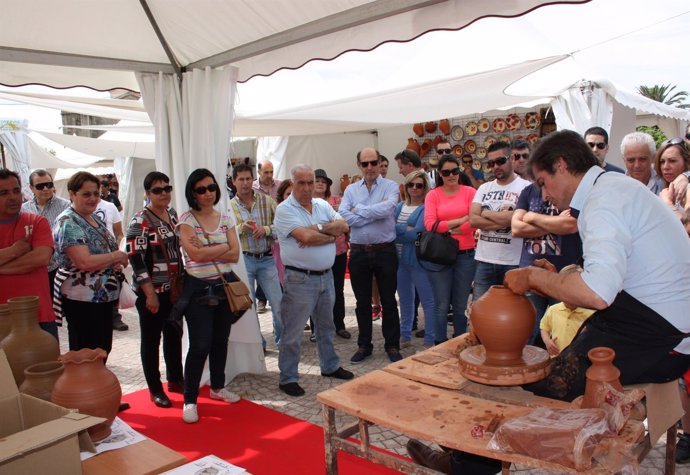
[278,268,340,385]
[397,259,435,344]
[245,255,283,344]
[427,251,476,343]
[473,261,518,301]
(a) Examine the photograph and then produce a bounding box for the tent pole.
[1,142,5,169]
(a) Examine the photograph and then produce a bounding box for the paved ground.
[57,285,688,474]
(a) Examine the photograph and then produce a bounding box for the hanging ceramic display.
[439,119,451,135]
[412,123,424,137]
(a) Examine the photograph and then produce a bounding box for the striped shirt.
[229,192,276,254]
[177,211,237,280]
[21,195,70,271]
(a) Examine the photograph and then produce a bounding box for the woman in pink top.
[423,154,477,343]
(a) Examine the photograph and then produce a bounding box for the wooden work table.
[317,335,659,474]
[82,438,186,475]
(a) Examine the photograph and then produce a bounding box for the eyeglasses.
[513,153,530,160]
[486,156,509,168]
[193,183,219,195]
[34,182,54,191]
[440,167,461,177]
[76,191,99,198]
[587,142,607,150]
[437,148,452,155]
[359,160,379,168]
[462,160,473,164]
[149,185,173,195]
[663,137,685,147]
[405,182,425,189]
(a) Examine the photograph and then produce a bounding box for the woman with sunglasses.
[395,170,436,348]
[656,138,690,217]
[53,171,129,355]
[423,155,477,344]
[125,172,184,409]
[176,168,241,423]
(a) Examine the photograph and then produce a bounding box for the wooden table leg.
[665,424,677,475]
[501,461,511,474]
[359,419,370,456]
[323,404,338,475]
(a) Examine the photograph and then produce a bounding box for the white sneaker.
[257,301,267,314]
[182,403,198,424]
[210,387,241,403]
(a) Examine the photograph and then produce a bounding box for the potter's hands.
[503,267,532,295]
[532,258,557,273]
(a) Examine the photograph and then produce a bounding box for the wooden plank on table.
[82,438,186,475]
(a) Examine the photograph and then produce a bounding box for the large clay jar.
[19,361,64,401]
[0,296,60,385]
[413,123,424,137]
[470,285,535,366]
[419,138,432,158]
[340,174,350,194]
[439,119,451,135]
[581,347,623,409]
[406,138,421,155]
[0,303,10,343]
[51,348,122,442]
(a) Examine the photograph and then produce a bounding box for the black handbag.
[415,221,458,266]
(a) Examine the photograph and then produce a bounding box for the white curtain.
[256,136,289,180]
[135,67,266,383]
[551,84,613,135]
[0,120,31,197]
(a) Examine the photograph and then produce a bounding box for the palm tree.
[637,84,689,109]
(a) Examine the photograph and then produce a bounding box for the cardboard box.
[0,349,104,474]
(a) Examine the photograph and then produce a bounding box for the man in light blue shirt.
[339,147,401,364]
[275,164,352,397]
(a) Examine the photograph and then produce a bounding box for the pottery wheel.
[459,345,550,386]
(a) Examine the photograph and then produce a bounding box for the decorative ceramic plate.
[478,118,490,133]
[498,134,512,145]
[452,144,464,157]
[527,133,539,144]
[483,135,497,148]
[450,125,464,141]
[524,112,541,130]
[472,159,482,171]
[482,161,492,174]
[476,147,487,159]
[465,121,478,136]
[514,135,525,141]
[464,139,477,154]
[506,114,521,131]
[492,117,507,133]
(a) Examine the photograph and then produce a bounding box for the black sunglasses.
[437,148,453,155]
[663,137,686,147]
[440,167,461,177]
[513,153,530,160]
[359,160,379,168]
[149,185,173,195]
[405,182,425,189]
[587,142,607,150]
[486,156,509,168]
[461,159,473,164]
[194,183,219,195]
[34,182,54,190]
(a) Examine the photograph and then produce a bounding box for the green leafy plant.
[637,84,689,109]
[636,125,667,148]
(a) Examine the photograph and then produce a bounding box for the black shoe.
[279,382,305,397]
[322,367,354,380]
[336,329,351,339]
[150,392,172,408]
[167,380,184,394]
[118,402,131,412]
[386,347,403,363]
[309,334,317,343]
[113,319,129,331]
[350,347,372,364]
[677,433,690,463]
[415,329,425,338]
[406,439,452,474]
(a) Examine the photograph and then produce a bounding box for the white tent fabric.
[551,85,613,136]
[0,120,31,196]
[32,130,156,160]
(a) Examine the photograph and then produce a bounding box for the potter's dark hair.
[529,129,598,176]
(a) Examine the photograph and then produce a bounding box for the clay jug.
[0,303,10,343]
[0,296,60,385]
[581,347,623,409]
[424,121,437,134]
[51,348,122,442]
[340,174,350,194]
[439,119,451,135]
[413,123,424,137]
[406,138,421,155]
[470,285,535,366]
[19,361,64,401]
[433,135,443,149]
[419,138,432,158]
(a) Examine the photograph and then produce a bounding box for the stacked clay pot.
[19,361,64,401]
[51,348,122,442]
[0,296,60,385]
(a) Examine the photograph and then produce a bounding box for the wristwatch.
[317,224,324,232]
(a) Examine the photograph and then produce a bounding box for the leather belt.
[243,250,272,258]
[458,248,475,255]
[285,265,329,276]
[350,242,394,251]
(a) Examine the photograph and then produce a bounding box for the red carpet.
[120,387,403,474]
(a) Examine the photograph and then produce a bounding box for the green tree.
[637,84,689,109]
[636,125,667,148]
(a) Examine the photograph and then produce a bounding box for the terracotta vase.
[412,123,424,137]
[340,174,350,194]
[581,347,623,409]
[433,135,444,149]
[424,121,437,134]
[406,138,421,155]
[19,361,64,401]
[419,138,432,158]
[51,348,122,442]
[439,119,451,135]
[0,303,10,343]
[470,285,535,366]
[0,296,60,385]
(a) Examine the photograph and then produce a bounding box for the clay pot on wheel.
[0,296,60,385]
[406,138,421,155]
[413,123,424,137]
[581,347,623,409]
[51,348,122,442]
[19,361,64,401]
[0,303,10,343]
[470,285,535,366]
[439,119,451,135]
